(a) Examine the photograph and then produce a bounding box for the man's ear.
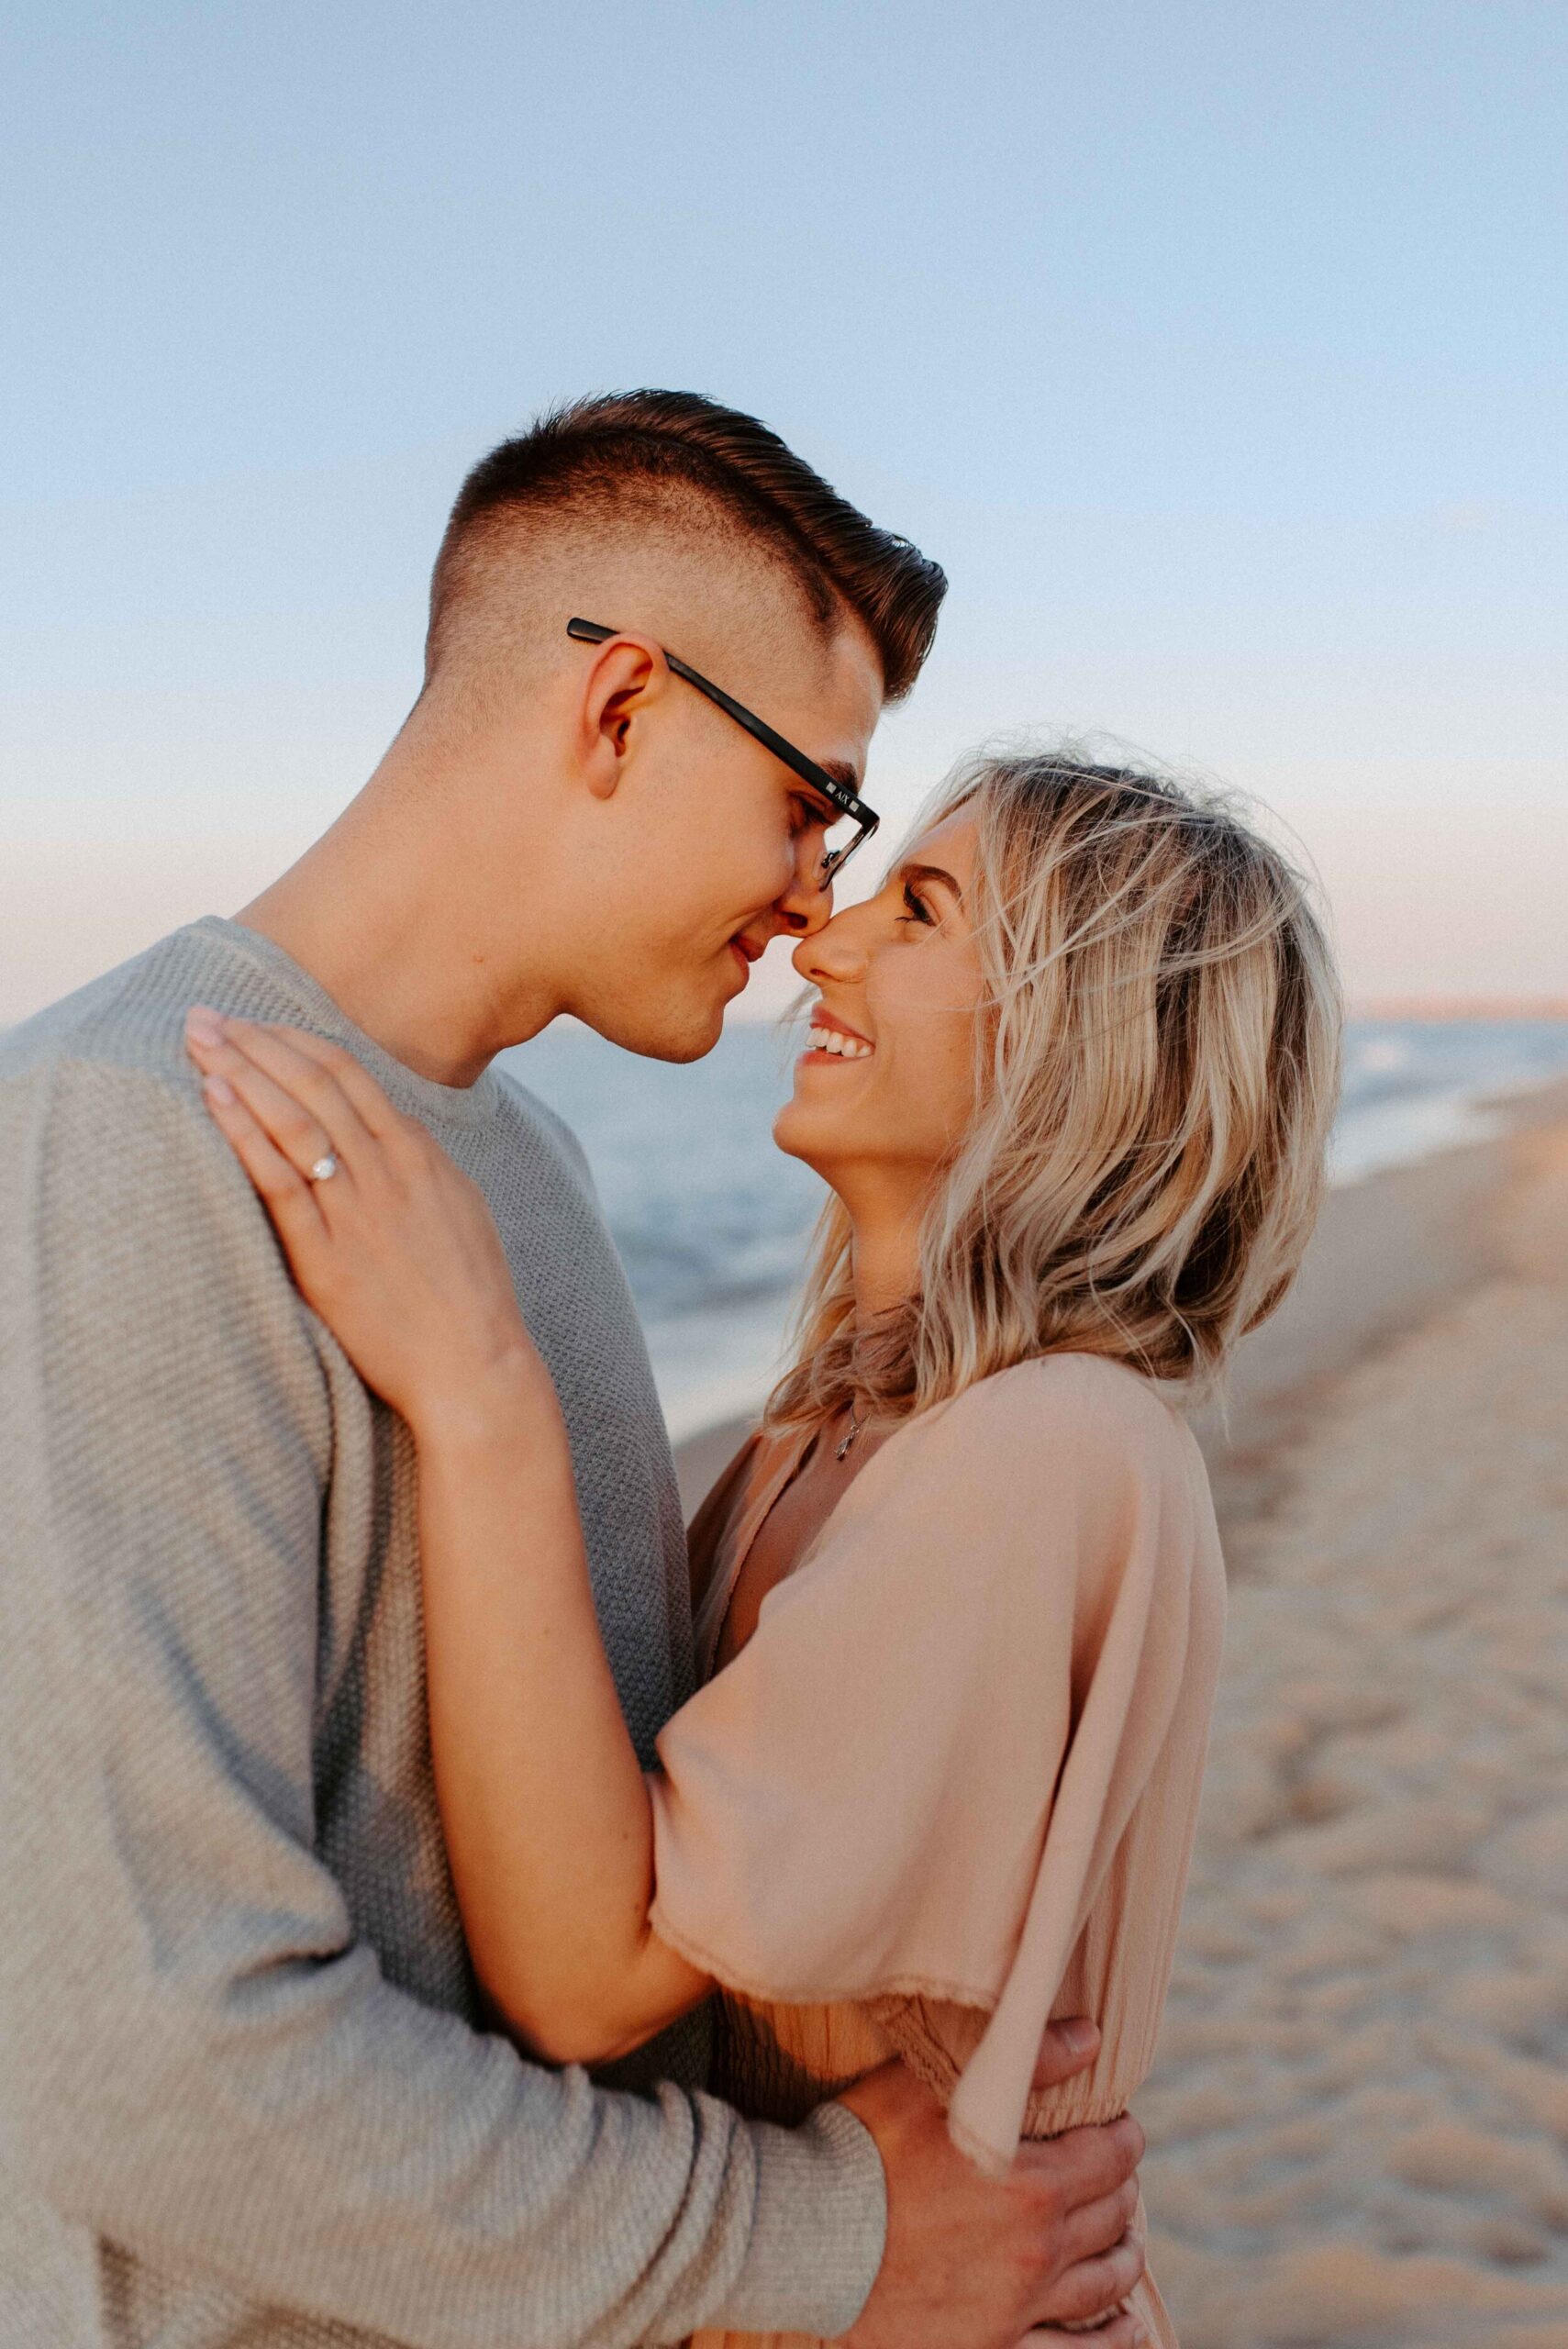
[574,635,670,803]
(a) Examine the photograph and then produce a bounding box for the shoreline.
[673,1081,1568,1520]
[1190,1077,1568,1546]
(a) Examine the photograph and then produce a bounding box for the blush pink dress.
[648,1354,1227,2349]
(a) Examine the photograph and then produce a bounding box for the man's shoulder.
[1,922,250,1097]
[0,933,325,1378]
[0,926,300,1197]
[1,967,183,1152]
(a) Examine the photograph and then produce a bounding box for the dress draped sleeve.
[649,1353,1218,2173]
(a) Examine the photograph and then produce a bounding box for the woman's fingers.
[186,1012,343,1180]
[210,1016,384,1161]
[184,1009,395,1186]
[186,1008,532,1427]
[257,1025,403,1137]
[198,1070,328,1252]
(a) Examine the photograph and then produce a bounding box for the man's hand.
[835,2022,1148,2349]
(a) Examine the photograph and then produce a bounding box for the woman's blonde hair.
[765,745,1342,1434]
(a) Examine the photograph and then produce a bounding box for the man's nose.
[773,851,836,939]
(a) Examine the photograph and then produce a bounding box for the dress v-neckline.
[691,1402,922,1681]
[691,1425,817,1682]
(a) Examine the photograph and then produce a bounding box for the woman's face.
[773,808,987,1198]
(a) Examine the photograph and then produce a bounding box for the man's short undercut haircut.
[426,389,947,702]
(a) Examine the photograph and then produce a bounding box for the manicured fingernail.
[1063,2018,1097,2054]
[186,1007,224,1046]
[203,1074,236,1106]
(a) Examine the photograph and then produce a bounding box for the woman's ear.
[575,636,669,803]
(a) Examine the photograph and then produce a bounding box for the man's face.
[564,616,886,1061]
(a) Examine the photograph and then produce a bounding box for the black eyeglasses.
[566,617,879,887]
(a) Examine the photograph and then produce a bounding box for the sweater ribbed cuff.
[713,2102,887,2340]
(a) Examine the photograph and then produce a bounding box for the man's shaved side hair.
[425,389,947,705]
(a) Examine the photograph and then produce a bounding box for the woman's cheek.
[934,1019,982,1148]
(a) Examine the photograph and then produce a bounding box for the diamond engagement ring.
[308,1153,339,1184]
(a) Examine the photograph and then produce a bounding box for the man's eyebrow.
[899,859,963,901]
[817,758,862,795]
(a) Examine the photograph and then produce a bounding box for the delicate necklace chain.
[834,1399,862,1462]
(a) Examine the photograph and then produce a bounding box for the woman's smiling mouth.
[802,1009,875,1063]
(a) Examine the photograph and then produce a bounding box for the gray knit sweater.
[0,918,884,2349]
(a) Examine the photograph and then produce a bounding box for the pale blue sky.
[4,2,1565,1019]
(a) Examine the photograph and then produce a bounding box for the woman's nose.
[792,903,869,985]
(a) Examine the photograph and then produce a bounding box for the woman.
[186,749,1340,2347]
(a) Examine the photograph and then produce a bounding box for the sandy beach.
[1139,1094,1568,2347]
[673,1090,1568,2347]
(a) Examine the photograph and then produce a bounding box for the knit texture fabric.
[0,918,884,2349]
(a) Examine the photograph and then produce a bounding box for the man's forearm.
[10,1891,873,2349]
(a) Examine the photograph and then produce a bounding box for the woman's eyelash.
[900,880,934,925]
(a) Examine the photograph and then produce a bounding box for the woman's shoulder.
[917,1351,1193,1478]
[817,1353,1208,1606]
[872,1358,1218,1648]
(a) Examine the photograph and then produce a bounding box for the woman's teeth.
[806,1026,873,1060]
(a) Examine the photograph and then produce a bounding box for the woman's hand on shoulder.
[184,1008,550,1443]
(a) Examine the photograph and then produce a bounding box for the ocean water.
[504,1019,1568,1440]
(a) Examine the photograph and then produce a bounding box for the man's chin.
[570,971,732,1064]
[655,1024,724,1065]
[613,997,728,1064]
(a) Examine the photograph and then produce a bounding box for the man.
[0,392,1148,2349]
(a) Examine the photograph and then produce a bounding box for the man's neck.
[237,782,560,1090]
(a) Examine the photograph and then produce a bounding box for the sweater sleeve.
[0,1056,884,2349]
